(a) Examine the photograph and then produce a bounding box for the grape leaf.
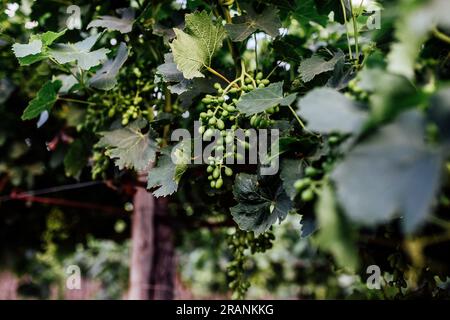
[98,119,157,171]
[298,51,344,82]
[147,145,188,197]
[225,5,281,42]
[280,159,304,200]
[170,11,226,79]
[12,30,67,65]
[12,39,42,58]
[89,42,129,90]
[331,111,444,232]
[236,82,297,115]
[312,183,359,271]
[297,87,367,134]
[230,173,292,235]
[54,74,78,94]
[50,34,110,70]
[156,53,185,83]
[21,80,62,120]
[293,0,328,26]
[87,8,135,34]
[64,139,89,179]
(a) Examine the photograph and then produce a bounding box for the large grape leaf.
[293,0,328,26]
[147,144,189,197]
[312,183,359,271]
[157,53,185,83]
[298,51,344,82]
[280,159,304,200]
[64,139,89,179]
[12,30,66,66]
[21,80,62,120]
[225,5,281,42]
[12,39,42,58]
[98,119,157,171]
[89,42,129,90]
[297,87,368,134]
[49,34,110,70]
[230,174,292,235]
[331,111,444,232]
[236,82,297,115]
[170,11,226,79]
[357,68,419,124]
[87,8,135,34]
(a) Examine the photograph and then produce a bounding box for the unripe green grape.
[247,84,253,90]
[256,72,263,80]
[301,189,314,202]
[204,128,214,139]
[215,178,223,188]
[294,179,309,191]
[221,110,229,117]
[259,119,269,128]
[218,96,224,103]
[245,77,252,84]
[250,114,258,127]
[225,135,234,144]
[225,167,233,176]
[208,175,213,180]
[229,87,238,93]
[266,107,275,114]
[207,165,214,173]
[305,166,318,177]
[261,79,270,85]
[213,167,220,179]
[216,119,225,130]
[210,180,216,188]
[216,145,224,152]
[208,117,217,125]
[200,112,207,119]
[329,136,339,144]
[198,126,206,134]
[214,82,221,90]
[258,83,265,88]
[202,97,212,104]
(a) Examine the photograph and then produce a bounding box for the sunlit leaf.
[98,119,158,171]
[21,80,62,120]
[170,11,226,79]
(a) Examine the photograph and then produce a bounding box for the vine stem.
[58,97,96,105]
[254,33,259,71]
[287,104,306,130]
[340,0,353,60]
[349,0,360,66]
[206,66,239,88]
[433,26,450,44]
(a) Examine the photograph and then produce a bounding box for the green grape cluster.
[227,229,274,299]
[347,78,368,101]
[198,82,241,189]
[197,72,273,188]
[294,166,322,202]
[91,148,110,179]
[80,67,156,132]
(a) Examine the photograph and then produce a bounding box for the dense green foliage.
[1,0,450,299]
